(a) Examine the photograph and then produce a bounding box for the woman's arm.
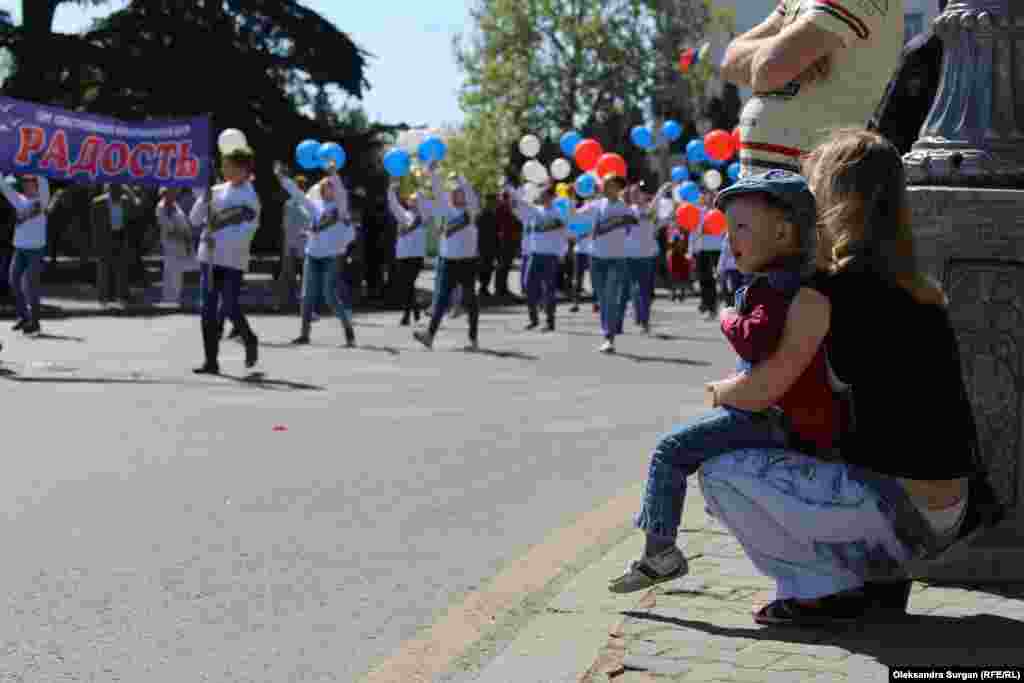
[387,184,414,228]
[708,287,831,411]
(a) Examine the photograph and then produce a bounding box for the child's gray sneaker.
[608,546,688,594]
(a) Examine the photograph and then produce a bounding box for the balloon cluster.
[629,120,682,151]
[295,139,347,171]
[382,129,448,178]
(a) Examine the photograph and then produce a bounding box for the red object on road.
[272,425,288,432]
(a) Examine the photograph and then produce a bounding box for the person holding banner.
[572,175,635,354]
[506,183,567,332]
[189,147,261,374]
[275,161,357,348]
[156,187,199,307]
[1,174,49,335]
[413,163,481,351]
[387,181,428,326]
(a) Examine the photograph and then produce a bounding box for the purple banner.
[0,96,211,188]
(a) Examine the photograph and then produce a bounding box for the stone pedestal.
[904,1,1024,188]
[906,186,1024,582]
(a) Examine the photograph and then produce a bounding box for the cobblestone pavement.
[581,487,1024,683]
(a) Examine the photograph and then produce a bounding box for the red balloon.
[732,126,742,149]
[704,129,736,162]
[678,48,695,73]
[574,139,604,172]
[704,209,728,236]
[675,203,701,231]
[595,153,627,181]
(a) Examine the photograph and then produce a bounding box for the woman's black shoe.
[22,321,40,336]
[193,364,220,375]
[245,338,259,368]
[11,319,25,331]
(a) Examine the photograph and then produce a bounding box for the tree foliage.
[451,0,737,188]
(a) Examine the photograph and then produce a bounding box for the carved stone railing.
[904,1,1024,187]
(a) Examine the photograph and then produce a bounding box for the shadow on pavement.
[620,610,1024,667]
[356,344,401,356]
[0,366,323,390]
[29,333,87,342]
[466,348,540,361]
[218,372,324,391]
[615,352,712,367]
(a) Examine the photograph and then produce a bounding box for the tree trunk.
[6,0,59,102]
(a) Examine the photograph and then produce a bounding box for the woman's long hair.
[802,128,946,307]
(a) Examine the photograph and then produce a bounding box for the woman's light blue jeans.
[301,255,352,335]
[619,256,658,329]
[10,247,44,323]
[698,449,917,601]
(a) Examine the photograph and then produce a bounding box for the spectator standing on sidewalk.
[475,193,499,298]
[276,173,312,309]
[722,0,905,178]
[493,190,522,299]
[91,184,143,306]
[692,192,723,321]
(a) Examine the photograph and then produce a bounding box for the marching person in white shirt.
[189,147,261,374]
[387,181,429,326]
[276,160,357,347]
[621,182,672,335]
[507,183,567,332]
[2,174,50,335]
[413,162,481,351]
[157,187,199,307]
[572,174,636,354]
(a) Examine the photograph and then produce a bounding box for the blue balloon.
[553,197,571,219]
[687,140,708,163]
[630,126,654,150]
[676,181,701,203]
[670,165,690,184]
[568,215,594,236]
[384,149,411,177]
[296,139,321,170]
[686,139,707,164]
[428,137,447,162]
[575,173,597,198]
[727,162,741,181]
[663,120,682,142]
[560,131,582,158]
[318,142,346,170]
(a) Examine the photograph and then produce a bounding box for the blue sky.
[2,0,469,127]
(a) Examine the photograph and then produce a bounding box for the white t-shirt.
[431,173,479,260]
[625,207,659,259]
[388,188,428,260]
[191,181,261,271]
[157,202,195,261]
[577,198,634,259]
[739,0,903,176]
[508,189,568,258]
[1,177,49,250]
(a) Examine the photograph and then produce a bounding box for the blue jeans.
[524,253,560,322]
[698,449,937,601]
[620,256,658,327]
[200,264,256,365]
[428,257,480,340]
[636,407,789,540]
[301,255,352,334]
[590,257,626,339]
[10,248,44,323]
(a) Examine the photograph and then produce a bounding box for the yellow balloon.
[556,182,569,198]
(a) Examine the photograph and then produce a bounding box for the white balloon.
[519,134,541,159]
[218,128,248,154]
[550,158,571,181]
[703,169,724,191]
[523,159,548,185]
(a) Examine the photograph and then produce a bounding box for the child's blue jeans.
[635,406,789,539]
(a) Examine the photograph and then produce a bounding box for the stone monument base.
[906,186,1024,583]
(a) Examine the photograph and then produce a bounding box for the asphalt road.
[0,294,735,682]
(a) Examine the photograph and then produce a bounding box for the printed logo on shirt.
[16,201,41,224]
[536,217,565,233]
[594,214,635,237]
[444,211,470,237]
[314,207,340,233]
[211,204,257,230]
